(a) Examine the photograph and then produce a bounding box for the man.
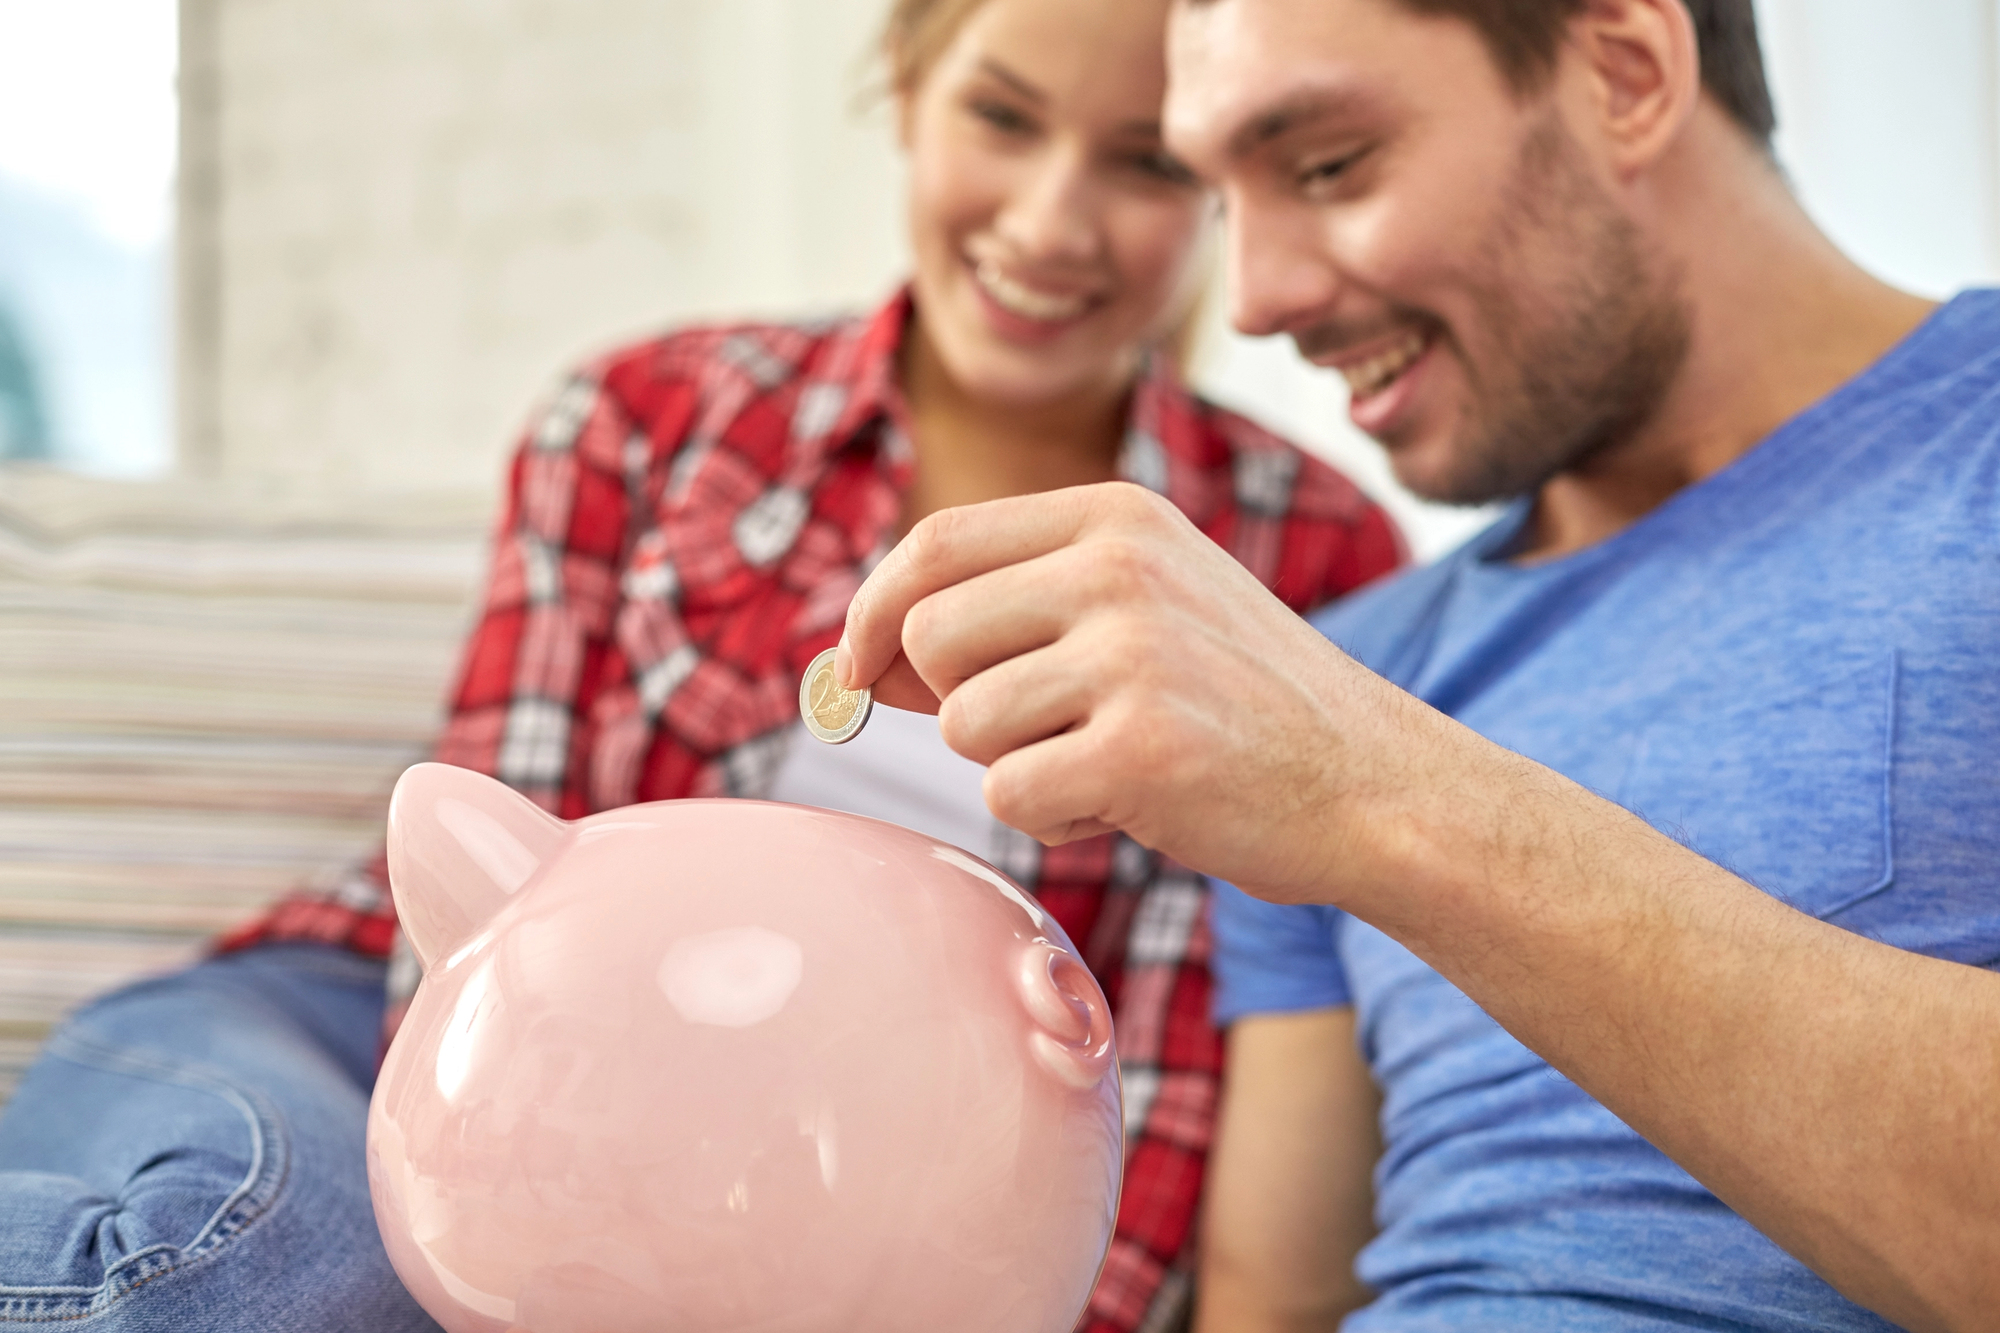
[835,0,2000,1328]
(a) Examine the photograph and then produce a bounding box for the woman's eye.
[970,100,1035,136]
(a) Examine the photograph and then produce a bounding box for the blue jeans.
[0,945,441,1331]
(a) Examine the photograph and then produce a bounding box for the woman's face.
[901,0,1209,409]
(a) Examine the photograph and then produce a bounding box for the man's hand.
[839,482,1435,903]
[840,482,2000,1333]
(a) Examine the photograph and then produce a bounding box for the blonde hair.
[880,0,993,93]
[876,0,1215,373]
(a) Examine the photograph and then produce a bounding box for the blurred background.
[0,0,1995,1099]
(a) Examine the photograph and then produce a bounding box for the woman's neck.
[895,317,1133,534]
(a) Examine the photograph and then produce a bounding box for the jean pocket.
[0,1026,288,1317]
[1614,652,1897,921]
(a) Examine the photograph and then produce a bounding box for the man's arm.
[1392,770,2000,1333]
[837,483,2000,1333]
[1197,1009,1380,1333]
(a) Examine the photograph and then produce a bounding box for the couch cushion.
[0,467,487,1103]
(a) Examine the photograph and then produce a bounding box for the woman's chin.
[913,285,1136,410]
[947,353,1117,412]
[942,327,1133,409]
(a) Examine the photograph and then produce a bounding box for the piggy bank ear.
[386,763,569,972]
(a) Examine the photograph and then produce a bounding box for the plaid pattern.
[220,290,1403,1333]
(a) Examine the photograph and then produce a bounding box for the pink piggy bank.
[366,762,1122,1333]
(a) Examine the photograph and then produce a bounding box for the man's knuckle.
[902,595,941,652]
[1105,479,1152,510]
[1094,611,1168,669]
[1070,715,1123,779]
[1107,480,1177,525]
[937,692,982,756]
[1091,536,1160,595]
[983,766,1028,826]
[901,508,957,574]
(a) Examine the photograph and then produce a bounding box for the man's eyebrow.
[1225,86,1376,160]
[977,58,1046,104]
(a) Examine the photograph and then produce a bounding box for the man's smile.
[1319,326,1433,401]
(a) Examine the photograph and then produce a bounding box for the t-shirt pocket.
[1613,653,1897,921]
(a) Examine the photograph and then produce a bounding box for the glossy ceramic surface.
[367,762,1122,1333]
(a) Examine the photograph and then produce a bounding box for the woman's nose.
[994,142,1101,266]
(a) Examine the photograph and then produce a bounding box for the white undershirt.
[765,703,998,859]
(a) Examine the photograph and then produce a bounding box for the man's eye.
[1127,149,1198,187]
[971,100,1035,135]
[1298,152,1363,190]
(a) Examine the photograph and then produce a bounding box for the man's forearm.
[1326,728,2000,1333]
[831,485,2000,1330]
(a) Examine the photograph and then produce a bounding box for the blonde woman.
[0,0,1399,1328]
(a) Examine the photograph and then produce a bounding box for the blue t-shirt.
[1212,291,2000,1332]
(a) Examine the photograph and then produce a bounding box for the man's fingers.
[901,547,1097,701]
[839,485,1150,690]
[938,642,1095,766]
[983,725,1127,847]
[864,653,941,715]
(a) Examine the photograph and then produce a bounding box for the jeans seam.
[0,1028,293,1322]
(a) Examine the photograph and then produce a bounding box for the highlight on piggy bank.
[366,762,1123,1333]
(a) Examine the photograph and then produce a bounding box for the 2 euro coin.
[800,646,872,745]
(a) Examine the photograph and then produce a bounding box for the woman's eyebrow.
[975,55,1165,140]
[977,58,1046,104]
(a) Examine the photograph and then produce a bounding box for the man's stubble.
[1416,112,1693,508]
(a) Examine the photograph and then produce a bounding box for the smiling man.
[835,0,2000,1329]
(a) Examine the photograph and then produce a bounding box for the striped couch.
[0,467,487,1104]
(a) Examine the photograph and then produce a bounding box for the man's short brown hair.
[1181,0,1779,148]
[1395,0,1777,147]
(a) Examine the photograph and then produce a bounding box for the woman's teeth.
[976,260,1090,323]
[1342,331,1429,398]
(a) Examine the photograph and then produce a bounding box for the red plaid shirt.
[224,291,1402,1333]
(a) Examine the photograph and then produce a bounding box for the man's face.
[1164,0,1689,506]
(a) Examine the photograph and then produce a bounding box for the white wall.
[178,0,2000,557]
[180,0,908,494]
[1761,0,1999,298]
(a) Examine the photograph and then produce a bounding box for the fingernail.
[834,635,853,688]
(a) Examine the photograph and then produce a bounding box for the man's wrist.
[1294,692,1609,953]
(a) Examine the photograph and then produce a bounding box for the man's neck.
[1521,121,1937,562]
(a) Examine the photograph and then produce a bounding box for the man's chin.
[1383,438,1520,510]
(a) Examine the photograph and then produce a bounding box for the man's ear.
[1567,0,1701,175]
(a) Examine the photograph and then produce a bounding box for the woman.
[0,0,1400,1329]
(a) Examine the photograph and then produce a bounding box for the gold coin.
[800,647,872,744]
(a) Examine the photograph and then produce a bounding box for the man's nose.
[1227,191,1344,339]
[996,143,1100,265]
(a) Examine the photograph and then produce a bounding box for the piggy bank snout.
[1018,943,1115,1090]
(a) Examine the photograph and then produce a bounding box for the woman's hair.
[881,0,993,93]
[876,0,1214,371]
